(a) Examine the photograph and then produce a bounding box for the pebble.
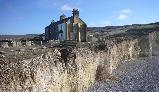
[88,56,159,92]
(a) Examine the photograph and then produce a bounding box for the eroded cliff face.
[0,48,100,92]
[0,31,158,92]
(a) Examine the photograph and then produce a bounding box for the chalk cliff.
[0,31,159,92]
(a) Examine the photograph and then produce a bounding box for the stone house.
[45,9,87,42]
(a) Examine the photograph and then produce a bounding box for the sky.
[0,0,159,35]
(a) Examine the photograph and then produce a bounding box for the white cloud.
[118,14,128,20]
[61,4,72,11]
[90,21,111,27]
[118,8,132,20]
[121,9,132,14]
[60,4,80,11]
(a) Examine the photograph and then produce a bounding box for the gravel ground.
[88,56,159,92]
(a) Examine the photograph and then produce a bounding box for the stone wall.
[0,41,45,48]
[16,41,22,47]
[0,42,9,48]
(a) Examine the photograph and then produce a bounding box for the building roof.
[46,14,87,28]
[54,17,72,25]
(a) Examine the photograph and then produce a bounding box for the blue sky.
[0,0,159,35]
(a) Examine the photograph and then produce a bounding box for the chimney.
[60,14,66,20]
[72,9,79,17]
